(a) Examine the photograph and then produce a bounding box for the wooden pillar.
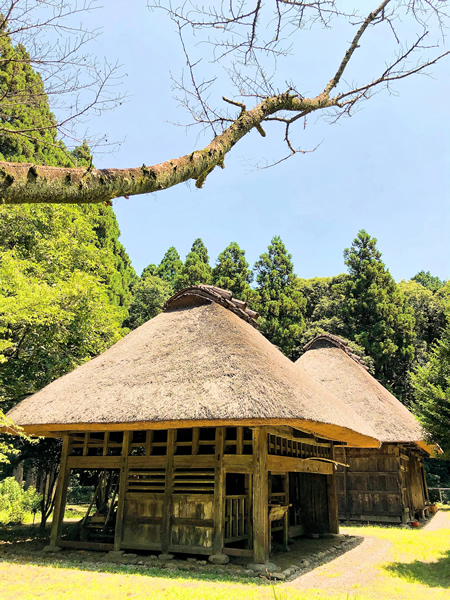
[283,473,289,551]
[213,427,225,554]
[161,429,176,553]
[50,435,71,546]
[114,431,131,550]
[252,426,269,564]
[327,446,339,534]
[343,447,349,520]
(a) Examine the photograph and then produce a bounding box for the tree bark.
[0,93,334,205]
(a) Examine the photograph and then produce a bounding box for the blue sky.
[73,2,449,282]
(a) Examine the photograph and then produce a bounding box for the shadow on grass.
[384,549,450,589]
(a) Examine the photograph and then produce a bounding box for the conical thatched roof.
[7,289,380,447]
[296,334,425,447]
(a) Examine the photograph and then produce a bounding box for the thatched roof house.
[6,289,383,561]
[296,334,431,523]
[9,287,378,447]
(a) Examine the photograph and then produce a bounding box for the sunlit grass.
[1,509,449,599]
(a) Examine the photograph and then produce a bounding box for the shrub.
[0,477,42,524]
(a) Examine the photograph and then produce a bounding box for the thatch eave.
[296,335,427,449]
[4,417,380,448]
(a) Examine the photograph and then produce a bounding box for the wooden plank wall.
[335,444,429,523]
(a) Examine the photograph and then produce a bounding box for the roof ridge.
[163,285,259,327]
[303,334,369,371]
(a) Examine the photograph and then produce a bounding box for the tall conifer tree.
[213,242,254,302]
[175,239,212,290]
[156,247,183,286]
[254,236,305,357]
[340,230,415,397]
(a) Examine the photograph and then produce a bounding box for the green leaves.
[124,276,173,330]
[412,320,450,456]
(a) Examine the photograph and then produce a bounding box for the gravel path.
[285,535,392,593]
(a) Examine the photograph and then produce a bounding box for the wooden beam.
[213,427,225,555]
[267,455,333,475]
[58,540,114,552]
[49,435,71,547]
[252,426,269,564]
[161,429,176,553]
[114,431,131,550]
[68,456,121,469]
[327,447,339,534]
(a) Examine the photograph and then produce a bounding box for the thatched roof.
[296,334,426,447]
[7,288,379,447]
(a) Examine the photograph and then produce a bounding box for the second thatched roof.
[7,287,379,447]
[296,334,426,447]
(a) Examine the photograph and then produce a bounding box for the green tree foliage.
[156,247,183,286]
[412,271,445,293]
[175,239,212,290]
[412,319,450,457]
[340,230,415,397]
[254,236,306,357]
[124,276,173,330]
[212,242,255,302]
[398,279,446,360]
[0,31,133,490]
[0,477,41,524]
[0,26,76,167]
[0,246,124,409]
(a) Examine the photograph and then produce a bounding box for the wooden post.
[103,432,110,456]
[236,427,244,455]
[213,427,225,554]
[327,446,339,534]
[283,473,289,551]
[114,431,131,550]
[252,426,269,564]
[192,427,200,455]
[161,429,176,553]
[50,435,71,547]
[343,447,349,520]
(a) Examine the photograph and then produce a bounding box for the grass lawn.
[0,508,448,599]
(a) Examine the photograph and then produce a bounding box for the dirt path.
[285,535,392,593]
[285,509,450,597]
[423,508,450,531]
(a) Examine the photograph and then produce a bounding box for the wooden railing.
[428,487,450,504]
[224,495,249,543]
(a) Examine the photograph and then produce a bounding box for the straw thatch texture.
[8,298,379,446]
[296,335,424,444]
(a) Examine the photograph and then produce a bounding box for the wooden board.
[224,455,253,472]
[267,455,333,475]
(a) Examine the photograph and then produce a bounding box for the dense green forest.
[0,27,448,501]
